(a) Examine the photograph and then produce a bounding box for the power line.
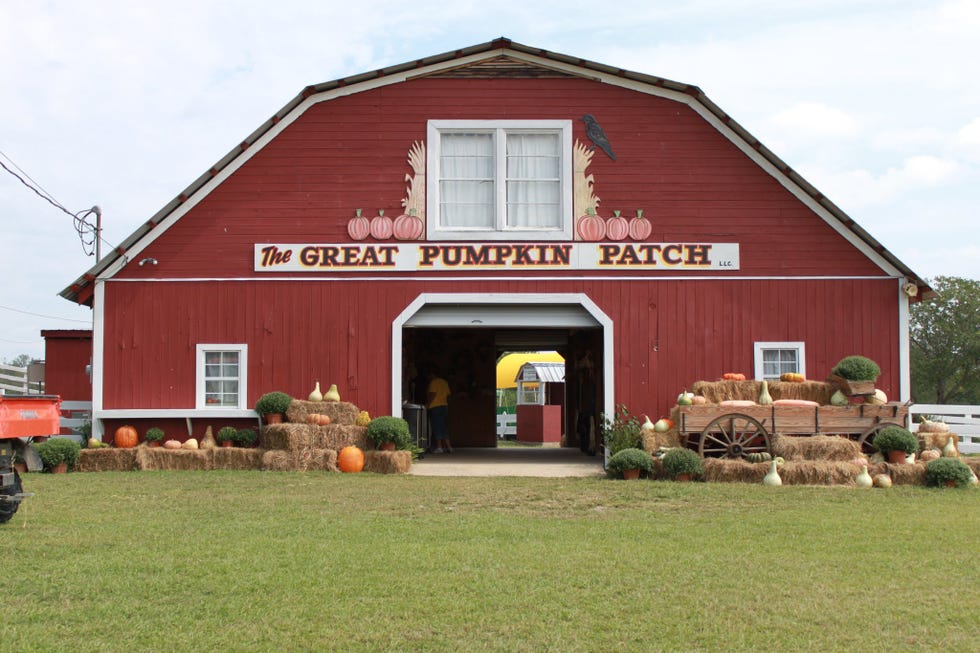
[0,148,106,257]
[0,304,91,324]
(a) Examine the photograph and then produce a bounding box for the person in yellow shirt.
[426,367,452,453]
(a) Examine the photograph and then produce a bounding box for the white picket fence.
[909,404,980,454]
[496,412,517,439]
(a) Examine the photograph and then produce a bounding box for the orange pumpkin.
[114,425,139,449]
[337,446,365,473]
[722,373,746,381]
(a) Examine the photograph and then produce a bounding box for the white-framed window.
[427,120,573,241]
[196,344,248,409]
[754,342,806,381]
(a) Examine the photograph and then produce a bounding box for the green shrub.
[924,458,974,488]
[872,426,918,454]
[35,438,81,471]
[607,448,653,476]
[255,391,292,416]
[662,448,703,478]
[831,355,880,381]
[366,416,411,448]
[144,427,165,442]
[234,428,258,446]
[217,426,238,444]
[601,405,642,456]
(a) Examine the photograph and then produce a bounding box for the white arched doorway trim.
[390,292,614,424]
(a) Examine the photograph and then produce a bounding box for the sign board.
[255,242,740,272]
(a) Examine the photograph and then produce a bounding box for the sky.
[1,0,978,364]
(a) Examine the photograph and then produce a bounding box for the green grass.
[4,472,978,652]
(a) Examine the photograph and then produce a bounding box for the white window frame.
[753,342,806,381]
[426,120,573,241]
[196,344,248,410]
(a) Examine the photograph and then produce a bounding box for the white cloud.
[769,102,859,144]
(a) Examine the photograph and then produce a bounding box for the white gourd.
[763,460,782,486]
[943,437,957,457]
[856,464,873,488]
[308,381,323,402]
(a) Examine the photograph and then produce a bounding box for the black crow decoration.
[580,114,616,161]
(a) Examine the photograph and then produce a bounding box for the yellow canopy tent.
[496,352,564,389]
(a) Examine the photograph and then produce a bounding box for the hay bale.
[286,400,360,426]
[259,423,368,452]
[917,432,959,454]
[364,450,412,474]
[779,460,860,486]
[76,448,138,472]
[136,447,210,471]
[261,448,338,472]
[963,457,980,476]
[773,435,861,461]
[641,428,683,453]
[702,458,767,483]
[210,447,264,471]
[690,380,832,405]
[887,462,927,486]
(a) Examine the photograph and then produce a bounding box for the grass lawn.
[4,471,978,652]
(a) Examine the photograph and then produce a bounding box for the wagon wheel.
[698,413,771,458]
[857,422,902,456]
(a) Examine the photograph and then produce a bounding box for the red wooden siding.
[41,330,92,402]
[116,76,882,283]
[101,277,899,421]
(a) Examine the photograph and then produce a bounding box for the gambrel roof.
[60,37,932,305]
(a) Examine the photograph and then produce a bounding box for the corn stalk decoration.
[573,139,600,236]
[402,141,426,223]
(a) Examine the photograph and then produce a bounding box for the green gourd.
[758,380,773,406]
[830,389,849,406]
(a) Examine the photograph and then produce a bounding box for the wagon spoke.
[705,433,730,448]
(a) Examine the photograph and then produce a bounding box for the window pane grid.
[204,351,241,406]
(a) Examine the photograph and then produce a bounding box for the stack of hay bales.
[690,380,832,404]
[74,398,410,475]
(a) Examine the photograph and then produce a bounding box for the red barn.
[60,38,929,449]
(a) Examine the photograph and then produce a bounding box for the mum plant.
[255,391,292,417]
[366,416,411,449]
[872,426,919,455]
[831,355,880,381]
[924,458,974,488]
[662,447,703,479]
[144,427,165,444]
[606,447,653,478]
[35,438,81,471]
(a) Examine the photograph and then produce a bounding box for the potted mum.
[255,391,292,424]
[924,458,974,488]
[830,355,880,395]
[662,447,703,482]
[873,426,919,464]
[606,447,653,480]
[35,438,81,474]
[144,427,165,447]
[366,416,411,451]
[217,426,238,448]
[233,428,258,448]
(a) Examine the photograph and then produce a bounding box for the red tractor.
[0,394,62,523]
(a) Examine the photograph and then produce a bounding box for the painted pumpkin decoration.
[370,210,393,240]
[576,207,605,241]
[393,209,424,240]
[337,446,365,473]
[629,209,652,241]
[347,209,370,241]
[114,425,139,449]
[605,210,629,241]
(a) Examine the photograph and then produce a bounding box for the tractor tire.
[0,472,23,524]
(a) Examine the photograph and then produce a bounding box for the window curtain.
[440,133,494,228]
[506,133,560,228]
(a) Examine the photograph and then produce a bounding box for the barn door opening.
[393,294,613,452]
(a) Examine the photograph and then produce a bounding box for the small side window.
[196,344,248,409]
[753,342,805,381]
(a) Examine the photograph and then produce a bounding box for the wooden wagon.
[672,402,909,458]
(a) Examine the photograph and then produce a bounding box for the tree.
[3,354,31,367]
[910,276,980,404]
